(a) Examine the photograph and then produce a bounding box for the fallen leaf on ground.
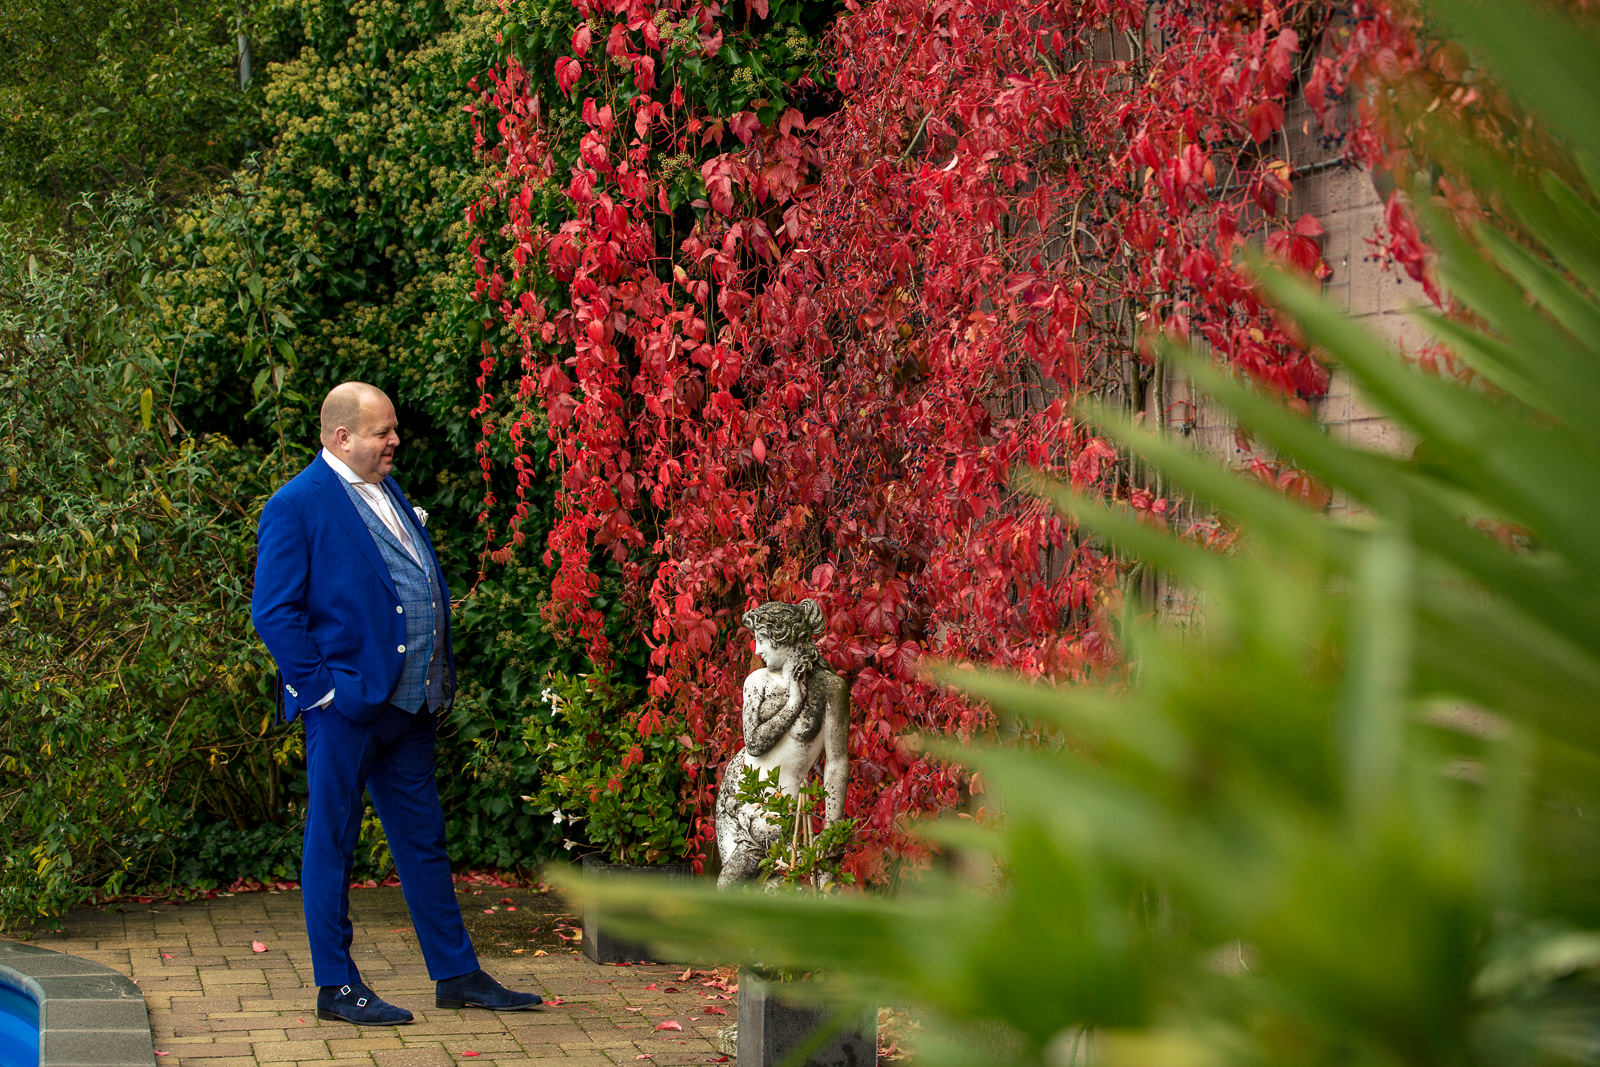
[705,1007,728,1015]
[544,996,564,1006]
[654,1020,683,1031]
[532,950,549,957]
[462,1052,480,1058]
[250,941,267,953]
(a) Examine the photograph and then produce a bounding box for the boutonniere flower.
[413,506,429,528]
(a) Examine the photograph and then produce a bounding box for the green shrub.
[0,0,295,230]
[0,194,298,928]
[554,1,1600,1062]
[517,671,692,866]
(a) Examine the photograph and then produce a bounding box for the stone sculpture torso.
[714,599,850,887]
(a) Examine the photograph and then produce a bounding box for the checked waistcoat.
[340,479,446,713]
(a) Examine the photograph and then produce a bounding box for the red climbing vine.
[467,0,1437,878]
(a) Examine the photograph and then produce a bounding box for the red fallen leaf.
[644,983,659,990]
[654,1020,683,1031]
[635,1056,654,1061]
[462,1052,481,1058]
[544,996,564,1005]
[160,953,172,959]
[626,1007,643,1013]
[705,1006,728,1015]
[483,907,496,914]
[665,987,680,993]
[499,897,514,904]
[154,1052,169,1057]
[250,941,267,953]
[506,906,517,912]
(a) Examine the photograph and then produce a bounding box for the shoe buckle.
[339,984,352,996]
[357,996,369,1007]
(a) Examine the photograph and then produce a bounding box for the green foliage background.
[0,0,832,927]
[0,192,299,923]
[0,0,279,229]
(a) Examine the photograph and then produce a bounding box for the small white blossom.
[552,809,566,825]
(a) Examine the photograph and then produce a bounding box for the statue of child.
[714,599,850,887]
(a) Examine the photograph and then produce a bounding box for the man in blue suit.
[251,381,540,1025]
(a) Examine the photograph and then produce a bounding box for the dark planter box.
[579,855,695,964]
[736,968,876,1067]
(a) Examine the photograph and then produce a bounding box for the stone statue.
[714,599,850,888]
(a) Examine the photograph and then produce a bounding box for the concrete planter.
[578,855,695,964]
[736,968,876,1066]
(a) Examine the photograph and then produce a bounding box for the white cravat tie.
[354,481,420,565]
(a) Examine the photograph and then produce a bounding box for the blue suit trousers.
[301,702,477,986]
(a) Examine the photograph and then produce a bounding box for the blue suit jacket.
[251,456,456,723]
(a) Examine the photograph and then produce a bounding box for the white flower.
[413,506,429,528]
[552,809,566,825]
[563,839,578,850]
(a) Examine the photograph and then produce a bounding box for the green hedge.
[0,193,303,927]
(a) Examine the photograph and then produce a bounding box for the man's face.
[335,395,399,483]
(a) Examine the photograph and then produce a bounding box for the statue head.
[742,598,825,677]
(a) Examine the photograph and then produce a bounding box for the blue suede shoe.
[316,980,414,1025]
[435,968,543,1011]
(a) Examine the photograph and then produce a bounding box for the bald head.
[320,381,399,483]
[320,382,388,443]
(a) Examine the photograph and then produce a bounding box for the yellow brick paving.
[24,886,731,1065]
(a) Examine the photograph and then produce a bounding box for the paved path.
[25,886,731,1066]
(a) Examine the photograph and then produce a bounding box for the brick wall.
[1152,100,1429,523]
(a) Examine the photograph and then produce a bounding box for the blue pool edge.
[0,940,155,1067]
